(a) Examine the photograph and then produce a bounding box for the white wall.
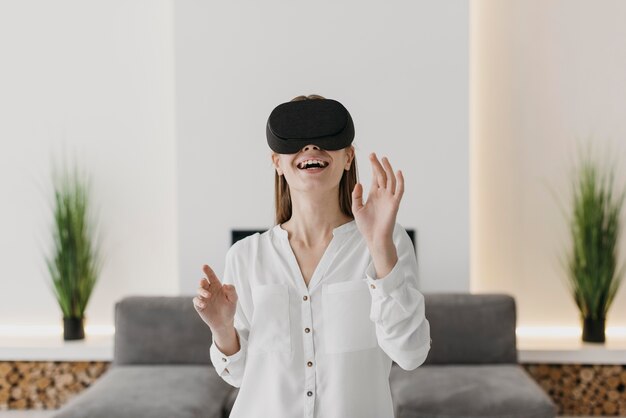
[175,1,470,294]
[471,0,626,328]
[5,0,625,336]
[0,1,177,331]
[0,1,470,334]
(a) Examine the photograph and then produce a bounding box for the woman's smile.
[296,158,330,174]
[298,165,328,174]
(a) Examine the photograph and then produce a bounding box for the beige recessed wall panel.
[471,0,626,329]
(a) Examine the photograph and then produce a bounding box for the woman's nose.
[301,144,320,151]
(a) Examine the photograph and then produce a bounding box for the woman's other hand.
[351,152,404,246]
[193,264,238,333]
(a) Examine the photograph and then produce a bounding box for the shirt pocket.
[322,279,378,354]
[249,283,291,355]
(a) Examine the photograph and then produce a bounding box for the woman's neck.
[281,187,352,247]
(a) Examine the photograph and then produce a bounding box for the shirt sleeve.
[209,242,252,388]
[364,223,431,370]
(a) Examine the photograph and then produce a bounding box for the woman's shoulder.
[227,233,257,258]
[226,225,278,259]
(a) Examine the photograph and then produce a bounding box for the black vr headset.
[266,98,355,154]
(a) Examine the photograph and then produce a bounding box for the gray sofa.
[53,293,556,418]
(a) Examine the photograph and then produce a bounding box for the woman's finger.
[196,292,211,303]
[369,155,379,191]
[193,296,206,310]
[370,153,386,189]
[197,287,210,298]
[395,170,404,201]
[203,264,222,287]
[351,183,364,212]
[381,157,396,194]
[223,284,238,303]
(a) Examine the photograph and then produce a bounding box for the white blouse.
[209,219,431,418]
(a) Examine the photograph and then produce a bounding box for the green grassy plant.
[44,158,103,320]
[561,142,626,322]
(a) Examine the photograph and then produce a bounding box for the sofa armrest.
[422,293,518,365]
[113,295,213,366]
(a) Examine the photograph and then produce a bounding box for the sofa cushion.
[53,365,233,418]
[423,294,518,364]
[390,364,556,418]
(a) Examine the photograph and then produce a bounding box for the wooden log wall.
[1,361,625,415]
[522,364,626,416]
[0,361,110,410]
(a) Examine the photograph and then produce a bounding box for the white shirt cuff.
[209,329,245,377]
[364,257,406,299]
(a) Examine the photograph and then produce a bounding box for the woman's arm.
[364,222,431,370]
[351,153,431,369]
[209,243,251,388]
[213,325,240,355]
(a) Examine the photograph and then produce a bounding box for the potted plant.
[559,142,626,343]
[43,155,104,340]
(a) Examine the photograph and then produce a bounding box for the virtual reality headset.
[266,98,355,154]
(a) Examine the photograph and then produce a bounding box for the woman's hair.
[274,94,359,225]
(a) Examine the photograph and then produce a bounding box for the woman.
[193,95,431,418]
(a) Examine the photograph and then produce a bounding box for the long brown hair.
[274,94,359,225]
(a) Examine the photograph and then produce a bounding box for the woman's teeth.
[297,159,329,169]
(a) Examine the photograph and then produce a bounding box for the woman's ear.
[345,146,355,170]
[271,153,283,176]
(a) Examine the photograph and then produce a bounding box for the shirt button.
[307,361,313,367]
[304,327,311,333]
[370,284,376,289]
[307,391,313,397]
[303,295,308,301]
[222,358,227,362]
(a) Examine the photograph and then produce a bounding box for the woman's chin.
[291,179,340,194]
[297,167,327,175]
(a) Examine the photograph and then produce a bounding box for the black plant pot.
[581,316,605,343]
[63,316,85,340]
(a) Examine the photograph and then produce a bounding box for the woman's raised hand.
[351,152,404,246]
[193,264,238,332]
